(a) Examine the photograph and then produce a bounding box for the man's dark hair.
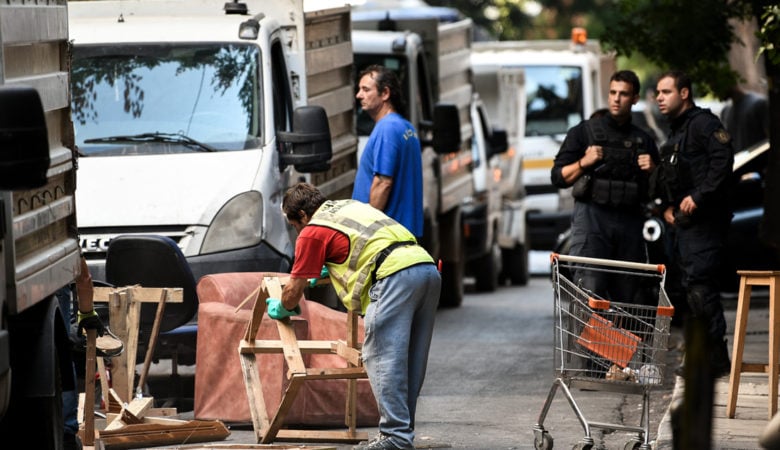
[359,64,407,117]
[658,70,693,96]
[283,182,326,222]
[610,70,640,96]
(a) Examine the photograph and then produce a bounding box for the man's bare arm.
[281,277,308,311]
[369,174,393,211]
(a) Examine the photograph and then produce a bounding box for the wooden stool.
[726,270,780,419]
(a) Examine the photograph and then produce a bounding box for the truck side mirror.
[278,106,332,173]
[0,86,51,189]
[487,129,509,158]
[431,103,461,154]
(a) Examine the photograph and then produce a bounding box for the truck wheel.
[501,243,529,286]
[439,248,465,308]
[474,239,501,292]
[1,354,64,450]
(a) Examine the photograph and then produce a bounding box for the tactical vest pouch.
[610,180,638,207]
[591,179,639,207]
[591,178,611,205]
[572,173,592,200]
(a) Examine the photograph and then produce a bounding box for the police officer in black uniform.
[654,70,734,376]
[552,70,659,302]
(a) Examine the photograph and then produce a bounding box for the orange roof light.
[571,27,587,45]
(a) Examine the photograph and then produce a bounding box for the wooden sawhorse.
[238,276,369,444]
[726,270,780,419]
[81,286,182,446]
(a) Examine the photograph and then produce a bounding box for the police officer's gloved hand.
[266,298,301,320]
[77,310,106,337]
[308,265,330,288]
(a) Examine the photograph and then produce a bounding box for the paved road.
[141,272,681,450]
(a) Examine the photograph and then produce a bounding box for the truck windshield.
[524,66,583,136]
[71,43,260,156]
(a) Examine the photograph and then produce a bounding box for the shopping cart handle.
[551,253,665,274]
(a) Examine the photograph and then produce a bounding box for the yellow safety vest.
[310,200,434,313]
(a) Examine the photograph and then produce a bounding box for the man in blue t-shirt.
[353,65,423,238]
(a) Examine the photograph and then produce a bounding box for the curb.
[654,375,683,449]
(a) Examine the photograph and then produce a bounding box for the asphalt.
[655,288,778,450]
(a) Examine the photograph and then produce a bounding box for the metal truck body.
[0,1,81,447]
[471,38,616,250]
[68,0,356,283]
[467,66,531,287]
[351,16,482,305]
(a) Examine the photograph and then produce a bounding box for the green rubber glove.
[265,298,301,320]
[308,265,330,287]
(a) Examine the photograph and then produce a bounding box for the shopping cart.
[532,254,674,450]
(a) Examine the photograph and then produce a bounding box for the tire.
[439,247,465,308]
[501,243,529,286]
[1,354,64,450]
[474,238,502,292]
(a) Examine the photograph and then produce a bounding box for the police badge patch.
[714,128,730,144]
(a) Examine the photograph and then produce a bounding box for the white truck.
[468,67,530,287]
[471,33,616,250]
[0,1,83,448]
[351,15,512,303]
[68,0,357,286]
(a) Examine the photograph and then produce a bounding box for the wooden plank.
[262,375,306,444]
[239,352,270,443]
[104,397,155,431]
[106,288,140,402]
[275,429,368,443]
[302,367,368,380]
[238,340,333,354]
[94,286,183,303]
[97,419,230,448]
[244,282,270,342]
[265,278,307,376]
[235,285,262,314]
[332,340,362,366]
[84,329,97,446]
[107,388,124,414]
[345,309,360,431]
[97,357,110,410]
[136,289,169,397]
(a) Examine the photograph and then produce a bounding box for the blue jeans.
[362,263,440,449]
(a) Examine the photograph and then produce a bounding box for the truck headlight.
[201,191,263,254]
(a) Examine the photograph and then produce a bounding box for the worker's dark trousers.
[569,201,647,303]
[674,218,729,340]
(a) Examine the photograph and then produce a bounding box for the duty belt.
[372,240,416,283]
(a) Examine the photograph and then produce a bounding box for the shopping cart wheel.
[533,429,553,450]
[572,440,593,450]
[623,439,641,450]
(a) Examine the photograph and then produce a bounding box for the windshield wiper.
[84,132,218,152]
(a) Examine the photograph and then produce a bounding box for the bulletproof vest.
[652,110,703,202]
[578,119,645,208]
[585,119,644,182]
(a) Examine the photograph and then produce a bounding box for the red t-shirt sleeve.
[290,225,349,279]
